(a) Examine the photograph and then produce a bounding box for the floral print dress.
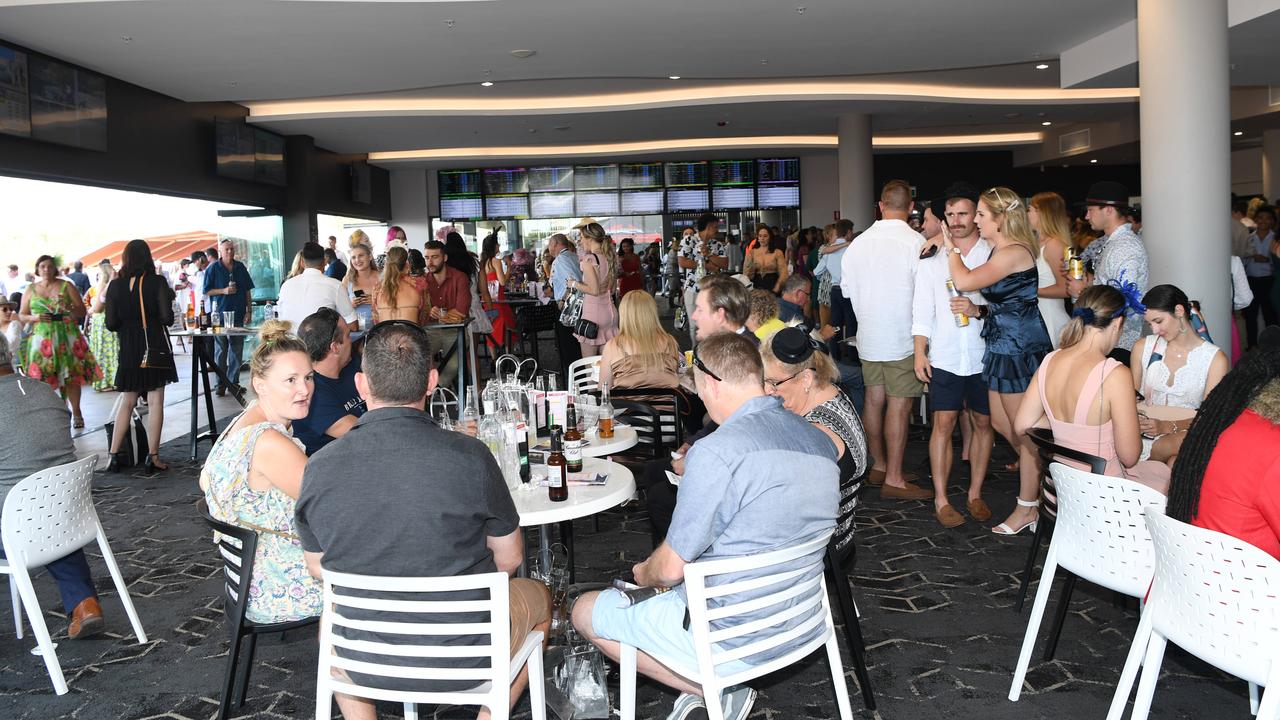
[201,420,322,623]
[24,282,101,390]
[85,285,119,391]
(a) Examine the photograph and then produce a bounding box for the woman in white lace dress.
[1130,284,1229,465]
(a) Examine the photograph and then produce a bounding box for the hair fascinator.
[1107,270,1147,317]
[772,326,822,364]
[1071,307,1096,324]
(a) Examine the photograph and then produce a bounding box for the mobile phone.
[353,289,366,297]
[919,244,940,260]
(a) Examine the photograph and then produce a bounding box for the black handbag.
[137,276,175,370]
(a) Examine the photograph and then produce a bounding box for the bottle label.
[548,467,565,488]
[565,439,583,465]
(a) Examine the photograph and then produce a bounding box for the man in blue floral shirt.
[1068,181,1149,362]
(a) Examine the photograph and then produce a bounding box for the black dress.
[104,274,178,393]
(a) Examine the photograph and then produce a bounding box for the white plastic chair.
[1107,509,1280,720]
[618,532,854,720]
[315,569,545,720]
[1,456,148,694]
[568,356,601,396]
[1009,463,1165,702]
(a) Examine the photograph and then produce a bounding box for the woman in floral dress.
[85,260,119,392]
[17,255,101,427]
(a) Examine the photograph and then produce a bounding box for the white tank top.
[1035,246,1070,349]
[1138,335,1221,409]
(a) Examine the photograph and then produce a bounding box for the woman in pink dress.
[568,223,620,357]
[1013,285,1170,534]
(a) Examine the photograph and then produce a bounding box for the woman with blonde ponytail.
[569,222,620,356]
[372,245,425,324]
[944,186,1053,536]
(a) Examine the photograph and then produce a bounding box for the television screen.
[215,118,255,182]
[664,161,708,188]
[620,162,663,189]
[529,192,575,218]
[574,163,619,190]
[0,45,30,139]
[440,196,484,221]
[483,167,529,195]
[666,188,710,213]
[253,129,286,186]
[712,186,755,210]
[575,191,620,216]
[620,190,664,215]
[711,160,753,186]
[350,161,372,204]
[484,194,530,219]
[756,183,800,209]
[528,165,573,192]
[757,157,799,184]
[439,169,482,197]
[26,55,107,151]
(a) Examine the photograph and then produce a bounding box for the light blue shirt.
[826,243,849,284]
[550,249,582,301]
[666,395,838,662]
[1247,231,1275,278]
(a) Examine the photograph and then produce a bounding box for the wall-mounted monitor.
[528,165,573,192]
[712,186,755,211]
[756,183,800,209]
[253,129,286,186]
[440,196,484,221]
[573,163,619,190]
[438,168,484,220]
[483,167,529,195]
[664,161,708,188]
[666,188,710,213]
[620,189,664,215]
[439,168,482,197]
[529,192,575,218]
[349,161,371,204]
[0,45,30,139]
[215,118,285,186]
[484,194,530,219]
[711,159,754,187]
[620,162,663,189]
[26,53,107,151]
[756,157,799,184]
[575,190,620,217]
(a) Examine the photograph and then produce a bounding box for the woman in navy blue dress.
[944,187,1052,536]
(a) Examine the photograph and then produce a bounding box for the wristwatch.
[976,305,990,320]
[950,247,962,255]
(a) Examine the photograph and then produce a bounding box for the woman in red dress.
[479,234,516,349]
[617,238,645,298]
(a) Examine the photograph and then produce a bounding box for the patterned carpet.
[0,422,1251,719]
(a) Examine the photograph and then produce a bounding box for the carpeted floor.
[0,414,1250,720]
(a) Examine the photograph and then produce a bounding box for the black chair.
[608,388,685,450]
[514,303,559,365]
[196,500,319,720]
[610,399,678,465]
[1016,429,1107,660]
[823,469,876,711]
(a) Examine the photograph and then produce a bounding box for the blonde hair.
[348,229,370,249]
[1247,197,1267,220]
[250,319,309,379]
[980,186,1039,258]
[286,250,305,279]
[615,291,676,371]
[1030,192,1071,249]
[580,223,619,284]
[759,331,839,385]
[345,242,375,285]
[378,246,410,309]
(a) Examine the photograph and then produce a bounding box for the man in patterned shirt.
[678,213,728,344]
[1068,180,1149,363]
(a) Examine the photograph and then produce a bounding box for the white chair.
[1009,463,1165,702]
[315,569,545,720]
[568,356,601,396]
[1,456,148,694]
[1108,509,1280,720]
[619,532,854,720]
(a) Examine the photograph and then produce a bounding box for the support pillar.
[283,135,318,264]
[837,114,875,231]
[1263,129,1280,203]
[389,169,434,247]
[1138,0,1231,338]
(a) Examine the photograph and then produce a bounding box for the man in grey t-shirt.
[572,332,838,720]
[0,334,105,638]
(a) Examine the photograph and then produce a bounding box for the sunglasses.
[691,348,721,382]
[764,369,804,391]
[364,318,428,344]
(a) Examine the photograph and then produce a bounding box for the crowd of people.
[0,179,1278,720]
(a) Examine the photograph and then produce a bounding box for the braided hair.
[1167,326,1280,522]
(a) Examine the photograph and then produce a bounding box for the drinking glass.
[222,311,235,329]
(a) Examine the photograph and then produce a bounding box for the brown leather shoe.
[68,597,104,639]
[880,481,935,501]
[935,504,966,528]
[967,497,993,522]
[867,469,918,487]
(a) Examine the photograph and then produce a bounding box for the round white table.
[580,425,638,458]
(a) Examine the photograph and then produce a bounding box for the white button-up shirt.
[277,268,358,330]
[911,239,991,377]
[840,219,923,362]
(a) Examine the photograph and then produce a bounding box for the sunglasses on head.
[364,319,428,344]
[691,348,721,382]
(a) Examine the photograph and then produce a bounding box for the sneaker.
[666,692,706,720]
[719,685,757,720]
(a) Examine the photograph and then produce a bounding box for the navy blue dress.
[980,266,1052,394]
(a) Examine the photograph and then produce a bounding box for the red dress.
[484,270,516,345]
[618,254,644,297]
[1192,408,1280,559]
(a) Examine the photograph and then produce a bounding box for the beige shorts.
[507,578,552,654]
[861,355,925,398]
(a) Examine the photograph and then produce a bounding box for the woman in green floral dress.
[85,260,119,392]
[17,255,102,427]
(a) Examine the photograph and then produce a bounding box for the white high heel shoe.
[992,497,1040,536]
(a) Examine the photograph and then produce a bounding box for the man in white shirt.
[911,187,994,527]
[825,219,855,361]
[188,251,208,315]
[276,242,358,331]
[840,179,931,500]
[326,235,348,265]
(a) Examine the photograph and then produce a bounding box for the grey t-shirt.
[0,374,76,509]
[667,395,838,663]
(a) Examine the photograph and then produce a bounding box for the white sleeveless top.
[1036,246,1069,349]
[1138,335,1221,409]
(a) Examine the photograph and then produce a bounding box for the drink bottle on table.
[547,430,568,502]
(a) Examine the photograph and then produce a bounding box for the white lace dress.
[1035,246,1069,349]
[1136,335,1222,459]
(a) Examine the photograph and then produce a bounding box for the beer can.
[1062,245,1075,264]
[1069,257,1085,280]
[945,278,969,327]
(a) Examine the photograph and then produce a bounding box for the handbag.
[137,276,175,370]
[559,287,585,327]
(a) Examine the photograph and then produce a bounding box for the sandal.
[992,497,1039,536]
[72,415,85,429]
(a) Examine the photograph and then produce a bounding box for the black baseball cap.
[1085,181,1130,208]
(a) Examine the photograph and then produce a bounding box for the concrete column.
[837,114,875,231]
[1264,129,1280,202]
[283,135,318,264]
[1138,0,1231,337]
[389,169,434,246]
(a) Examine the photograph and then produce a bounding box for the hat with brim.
[1085,181,1130,208]
[573,217,599,230]
[0,298,14,309]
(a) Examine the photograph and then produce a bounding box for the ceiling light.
[1041,121,1052,126]
[1090,159,1098,163]
[1035,63,1050,70]
[668,75,682,80]
[509,49,536,59]
[1234,130,1243,136]
[480,81,494,87]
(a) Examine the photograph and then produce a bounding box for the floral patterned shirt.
[679,233,727,291]
[1088,223,1149,351]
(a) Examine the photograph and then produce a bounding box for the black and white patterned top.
[805,390,869,554]
[678,234,727,291]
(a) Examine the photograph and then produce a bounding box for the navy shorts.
[929,367,990,414]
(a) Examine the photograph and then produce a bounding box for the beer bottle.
[597,382,615,439]
[547,430,568,502]
[564,402,583,473]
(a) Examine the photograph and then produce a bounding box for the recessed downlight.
[509,49,536,59]
[668,75,682,80]
[1234,130,1244,136]
[1041,121,1052,126]
[1035,63,1050,70]
[480,81,494,87]
[1089,158,1098,164]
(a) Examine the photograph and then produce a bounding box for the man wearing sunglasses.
[573,332,838,720]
